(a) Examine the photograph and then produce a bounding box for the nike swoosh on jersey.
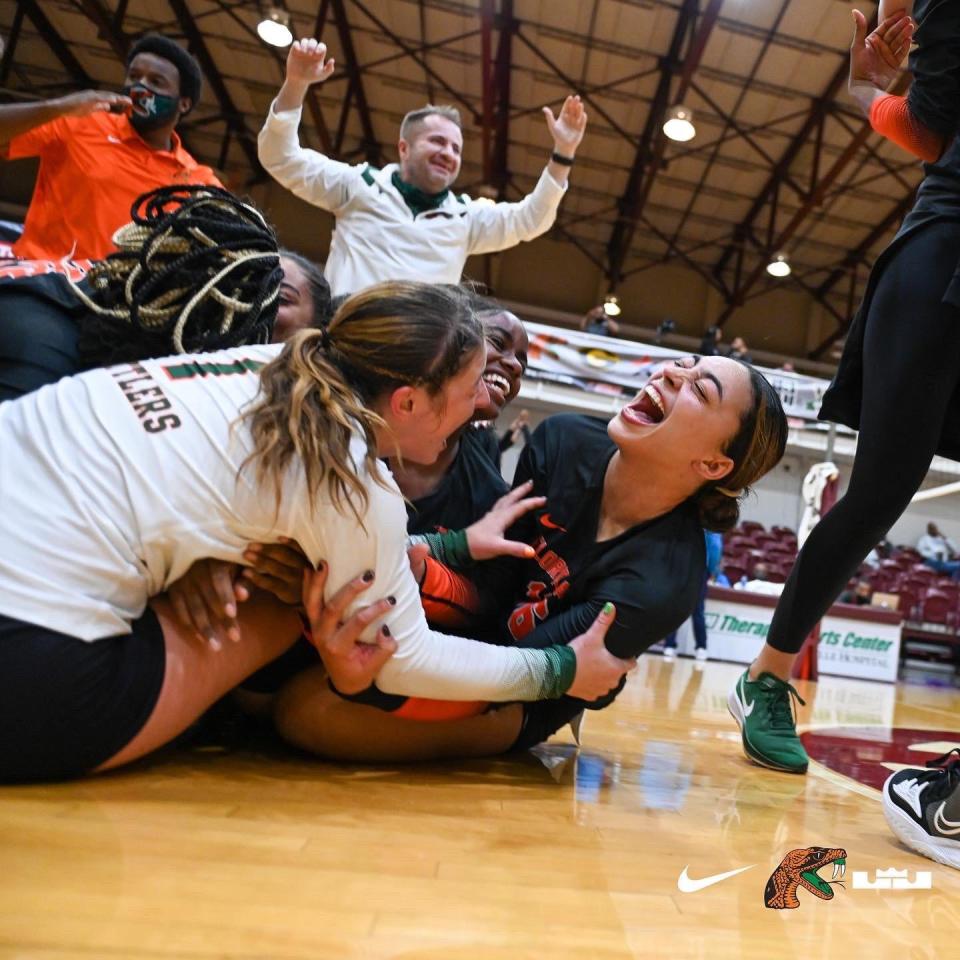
[107,134,122,143]
[933,802,960,836]
[677,864,755,893]
[738,677,755,716]
[539,513,566,531]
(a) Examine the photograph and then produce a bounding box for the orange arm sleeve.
[870,92,945,164]
[419,557,481,629]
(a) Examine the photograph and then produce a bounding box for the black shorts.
[0,610,166,782]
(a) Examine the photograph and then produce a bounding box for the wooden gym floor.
[2,656,958,959]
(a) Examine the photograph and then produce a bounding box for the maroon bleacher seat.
[921,589,957,632]
[724,563,748,583]
[896,586,922,621]
[740,521,765,534]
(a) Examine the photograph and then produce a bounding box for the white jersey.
[0,346,557,701]
[257,101,566,296]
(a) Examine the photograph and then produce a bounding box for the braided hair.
[74,185,282,368]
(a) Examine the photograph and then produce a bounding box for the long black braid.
[74,185,283,368]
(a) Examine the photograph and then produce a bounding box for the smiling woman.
[270,354,788,763]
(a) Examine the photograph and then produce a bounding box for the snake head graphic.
[764,846,847,909]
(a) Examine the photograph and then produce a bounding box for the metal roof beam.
[166,0,261,174]
[329,0,381,165]
[19,0,94,87]
[606,0,723,288]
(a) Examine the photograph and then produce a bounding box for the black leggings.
[768,221,960,653]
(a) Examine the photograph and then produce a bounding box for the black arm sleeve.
[507,584,689,660]
[908,0,960,140]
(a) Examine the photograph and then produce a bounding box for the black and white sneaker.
[883,748,960,870]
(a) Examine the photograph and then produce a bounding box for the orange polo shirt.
[7,111,221,261]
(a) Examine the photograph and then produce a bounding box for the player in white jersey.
[0,281,631,782]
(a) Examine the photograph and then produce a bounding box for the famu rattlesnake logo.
[764,846,847,909]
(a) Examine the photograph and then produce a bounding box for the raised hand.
[850,9,914,93]
[465,480,546,561]
[302,564,397,695]
[567,603,637,701]
[543,95,588,157]
[285,38,336,88]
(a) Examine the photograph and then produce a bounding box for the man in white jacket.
[258,38,588,296]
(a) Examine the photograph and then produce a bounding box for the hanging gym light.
[663,104,696,142]
[257,4,293,47]
[766,252,792,278]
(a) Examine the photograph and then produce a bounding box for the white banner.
[663,593,901,683]
[524,321,830,423]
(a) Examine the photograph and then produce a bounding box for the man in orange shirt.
[0,34,221,262]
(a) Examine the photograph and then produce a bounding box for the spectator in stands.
[863,537,893,568]
[662,530,724,662]
[0,35,220,262]
[917,522,960,578]
[497,409,532,456]
[274,251,332,341]
[840,579,874,606]
[699,325,723,356]
[581,304,620,337]
[727,336,753,363]
[258,39,586,296]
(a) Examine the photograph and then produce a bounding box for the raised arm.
[0,91,131,152]
[465,94,587,256]
[849,3,960,163]
[257,39,359,211]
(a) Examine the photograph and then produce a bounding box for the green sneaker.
[727,670,809,774]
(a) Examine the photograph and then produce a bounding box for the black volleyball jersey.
[406,427,508,535]
[425,415,706,660]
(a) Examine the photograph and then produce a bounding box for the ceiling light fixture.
[766,252,792,278]
[663,104,696,143]
[257,5,293,47]
[603,295,621,317]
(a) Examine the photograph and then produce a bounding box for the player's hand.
[167,558,243,650]
[285,38,336,87]
[850,9,914,92]
[241,537,311,606]
[465,480,545,561]
[543,95,587,157]
[567,603,637,700]
[302,564,398,695]
[407,541,431,586]
[57,90,132,118]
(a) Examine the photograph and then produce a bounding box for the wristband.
[541,644,578,699]
[419,528,472,568]
[550,151,575,167]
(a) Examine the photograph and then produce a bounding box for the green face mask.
[123,82,180,132]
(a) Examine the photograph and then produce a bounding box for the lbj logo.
[852,868,933,890]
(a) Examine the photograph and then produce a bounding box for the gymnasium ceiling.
[0,0,921,362]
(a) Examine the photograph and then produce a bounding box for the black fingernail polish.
[316,560,325,572]
[387,595,397,606]
[382,624,391,636]
[362,570,374,582]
